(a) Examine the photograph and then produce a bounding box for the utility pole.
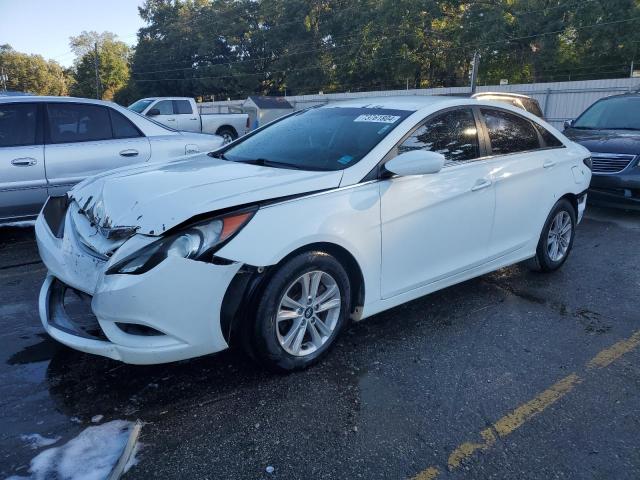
[470,51,480,94]
[0,67,7,91]
[94,42,100,99]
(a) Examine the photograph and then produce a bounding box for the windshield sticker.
[354,114,401,124]
[337,155,354,165]
[377,125,392,134]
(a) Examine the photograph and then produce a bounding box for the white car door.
[380,107,496,299]
[148,100,178,129]
[0,102,47,220]
[44,102,151,197]
[174,99,201,132]
[479,108,561,258]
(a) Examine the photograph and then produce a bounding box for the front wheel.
[527,198,576,272]
[248,251,351,371]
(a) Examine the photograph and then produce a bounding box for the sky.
[0,0,146,67]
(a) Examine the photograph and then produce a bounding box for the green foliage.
[6,1,640,101]
[70,31,132,100]
[125,0,640,99]
[0,44,72,95]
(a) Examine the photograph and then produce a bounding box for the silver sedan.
[0,96,224,224]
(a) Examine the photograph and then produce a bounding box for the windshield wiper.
[208,151,228,159]
[235,158,326,171]
[606,127,640,131]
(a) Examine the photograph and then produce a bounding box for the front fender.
[215,183,382,306]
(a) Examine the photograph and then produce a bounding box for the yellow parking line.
[412,466,440,480]
[411,330,640,479]
[587,331,640,369]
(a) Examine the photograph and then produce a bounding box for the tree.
[119,0,640,99]
[0,44,72,95]
[70,31,132,100]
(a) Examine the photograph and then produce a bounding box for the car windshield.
[573,96,640,130]
[128,99,155,113]
[221,107,413,171]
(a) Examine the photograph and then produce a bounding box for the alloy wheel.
[276,270,341,357]
[547,211,572,262]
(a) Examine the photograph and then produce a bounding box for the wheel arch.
[558,193,578,216]
[220,241,366,347]
[216,125,238,137]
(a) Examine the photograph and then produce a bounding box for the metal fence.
[199,77,640,129]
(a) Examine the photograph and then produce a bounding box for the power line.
[131,16,640,83]
[131,0,600,76]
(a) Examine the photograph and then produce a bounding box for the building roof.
[246,96,293,109]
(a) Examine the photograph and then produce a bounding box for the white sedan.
[35,96,592,370]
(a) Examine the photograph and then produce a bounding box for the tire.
[248,251,351,371]
[217,127,237,144]
[527,198,577,272]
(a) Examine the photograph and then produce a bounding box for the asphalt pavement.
[1,206,639,479]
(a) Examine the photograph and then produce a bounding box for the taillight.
[583,157,592,170]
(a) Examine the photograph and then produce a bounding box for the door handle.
[190,118,198,120]
[119,149,139,157]
[543,160,557,169]
[471,179,492,192]
[167,118,176,122]
[11,157,37,167]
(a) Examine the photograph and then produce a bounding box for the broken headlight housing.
[106,209,256,275]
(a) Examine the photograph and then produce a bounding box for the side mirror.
[147,108,160,116]
[385,150,445,177]
[563,119,574,130]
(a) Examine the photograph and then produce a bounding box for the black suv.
[564,93,640,210]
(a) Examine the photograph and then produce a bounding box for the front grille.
[591,153,636,174]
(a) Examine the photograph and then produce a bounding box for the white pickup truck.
[129,97,249,144]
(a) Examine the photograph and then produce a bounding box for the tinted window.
[482,108,540,155]
[154,100,174,115]
[223,107,412,171]
[109,109,142,139]
[573,96,640,130]
[47,103,112,144]
[398,108,480,165]
[174,100,193,115]
[534,124,563,148]
[0,103,38,147]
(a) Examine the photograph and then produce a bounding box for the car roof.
[0,95,117,106]
[323,95,459,111]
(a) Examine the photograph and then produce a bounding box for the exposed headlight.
[106,209,255,275]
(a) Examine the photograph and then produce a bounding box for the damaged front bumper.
[36,201,242,365]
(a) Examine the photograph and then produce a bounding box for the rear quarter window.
[482,108,541,155]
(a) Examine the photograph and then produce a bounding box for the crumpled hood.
[564,128,640,156]
[70,154,343,235]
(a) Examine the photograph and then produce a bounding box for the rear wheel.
[527,199,576,272]
[248,251,351,371]
[217,127,237,144]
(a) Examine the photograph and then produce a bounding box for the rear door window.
[398,108,480,165]
[46,103,112,144]
[481,108,540,155]
[174,100,193,115]
[0,103,39,147]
